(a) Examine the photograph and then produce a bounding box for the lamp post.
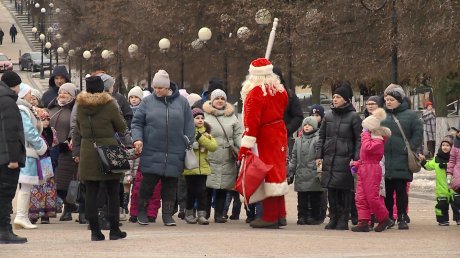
[40,7,46,34]
[47,26,53,69]
[68,48,75,81]
[39,33,45,79]
[82,50,91,91]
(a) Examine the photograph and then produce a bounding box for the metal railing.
[447,100,459,117]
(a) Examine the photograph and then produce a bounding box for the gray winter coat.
[289,131,323,192]
[131,83,195,177]
[203,101,243,190]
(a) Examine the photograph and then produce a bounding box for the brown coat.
[74,92,126,181]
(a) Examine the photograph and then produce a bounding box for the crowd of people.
[0,57,459,244]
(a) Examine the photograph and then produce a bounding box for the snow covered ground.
[411,168,436,194]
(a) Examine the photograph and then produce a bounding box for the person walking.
[422,101,436,157]
[238,58,289,229]
[315,82,362,231]
[0,28,4,45]
[72,76,127,241]
[9,25,17,43]
[14,83,47,230]
[381,84,423,230]
[0,71,27,244]
[131,70,195,226]
[203,89,243,223]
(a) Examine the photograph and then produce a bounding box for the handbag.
[88,116,130,174]
[235,152,273,205]
[38,156,54,181]
[184,136,199,169]
[215,117,239,159]
[66,180,80,204]
[392,114,422,173]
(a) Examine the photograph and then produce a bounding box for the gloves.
[238,147,251,161]
[447,175,452,187]
[287,175,294,185]
[350,165,358,176]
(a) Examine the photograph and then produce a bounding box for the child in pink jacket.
[351,108,393,232]
[447,125,460,193]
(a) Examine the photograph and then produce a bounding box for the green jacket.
[183,126,218,176]
[73,92,127,181]
[381,100,423,181]
[422,158,455,198]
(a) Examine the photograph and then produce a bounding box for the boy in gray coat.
[288,117,324,225]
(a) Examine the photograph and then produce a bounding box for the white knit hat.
[187,93,202,107]
[128,86,143,100]
[362,108,386,130]
[18,83,32,99]
[248,57,273,76]
[210,89,227,103]
[152,70,170,88]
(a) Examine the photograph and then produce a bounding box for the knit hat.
[31,88,42,100]
[128,86,143,100]
[302,116,318,130]
[97,73,115,90]
[367,95,383,107]
[39,110,50,121]
[310,104,324,119]
[85,76,105,93]
[58,83,77,98]
[248,58,273,76]
[425,101,433,108]
[210,89,227,103]
[142,90,151,98]
[384,84,405,103]
[362,108,386,130]
[333,82,353,103]
[187,93,202,107]
[1,71,22,87]
[18,83,32,99]
[192,107,204,118]
[440,135,453,147]
[152,70,170,88]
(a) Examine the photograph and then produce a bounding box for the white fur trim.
[371,134,384,140]
[36,139,47,156]
[243,181,289,204]
[249,63,273,76]
[241,135,256,149]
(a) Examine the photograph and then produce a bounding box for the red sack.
[235,152,273,205]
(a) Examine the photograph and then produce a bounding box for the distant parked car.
[0,53,13,72]
[19,52,51,72]
[296,92,332,113]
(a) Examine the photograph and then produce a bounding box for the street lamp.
[32,26,37,40]
[56,47,64,66]
[39,33,46,79]
[68,48,75,82]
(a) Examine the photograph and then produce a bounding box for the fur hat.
[18,83,32,99]
[192,107,204,118]
[248,58,273,76]
[58,83,77,98]
[210,89,227,103]
[310,104,324,119]
[302,116,318,130]
[85,76,105,93]
[1,71,22,87]
[384,84,405,103]
[333,82,353,103]
[152,70,170,88]
[128,86,143,100]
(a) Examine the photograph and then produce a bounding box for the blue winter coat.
[131,83,195,177]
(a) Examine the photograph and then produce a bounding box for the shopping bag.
[39,156,54,181]
[235,152,273,205]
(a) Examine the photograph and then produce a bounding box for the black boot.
[88,217,105,241]
[108,217,127,240]
[98,208,110,230]
[162,201,177,226]
[0,225,27,244]
[397,214,409,230]
[59,203,73,221]
[78,213,87,224]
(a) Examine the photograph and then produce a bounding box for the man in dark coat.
[316,82,362,230]
[0,71,27,244]
[41,66,71,107]
[9,25,17,43]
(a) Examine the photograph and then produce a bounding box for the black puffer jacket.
[316,103,362,190]
[0,82,26,167]
[284,88,304,137]
[41,66,71,107]
[112,92,133,129]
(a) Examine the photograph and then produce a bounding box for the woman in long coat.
[73,76,127,241]
[48,83,77,221]
[203,89,242,223]
[381,84,423,230]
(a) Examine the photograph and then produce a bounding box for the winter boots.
[249,219,279,229]
[197,211,209,225]
[184,209,197,224]
[162,202,176,226]
[108,217,127,240]
[13,191,37,229]
[351,220,370,232]
[397,214,409,230]
[137,200,149,225]
[59,202,73,221]
[0,225,27,244]
[374,217,392,232]
[88,217,105,241]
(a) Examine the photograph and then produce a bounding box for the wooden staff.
[264,18,279,60]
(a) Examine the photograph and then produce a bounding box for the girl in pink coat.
[447,124,460,192]
[352,108,393,232]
